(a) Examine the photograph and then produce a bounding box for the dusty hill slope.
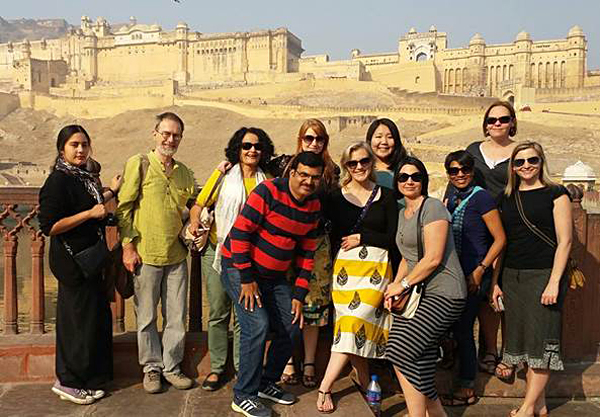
[1,104,598,187]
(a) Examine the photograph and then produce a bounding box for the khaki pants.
[202,242,240,374]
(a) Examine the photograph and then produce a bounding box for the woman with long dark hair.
[492,141,571,417]
[39,125,121,404]
[365,118,408,190]
[189,127,274,391]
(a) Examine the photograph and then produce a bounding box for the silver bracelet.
[401,278,411,291]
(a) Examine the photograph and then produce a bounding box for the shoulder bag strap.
[350,185,380,234]
[416,196,429,261]
[204,172,226,209]
[515,190,557,249]
[415,196,429,291]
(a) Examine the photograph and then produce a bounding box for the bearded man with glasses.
[116,112,196,394]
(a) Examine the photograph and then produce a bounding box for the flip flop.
[317,390,335,414]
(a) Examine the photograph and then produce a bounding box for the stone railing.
[1,187,599,363]
[0,187,203,335]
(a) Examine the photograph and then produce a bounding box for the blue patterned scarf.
[448,184,483,256]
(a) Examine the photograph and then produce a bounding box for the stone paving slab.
[2,378,600,417]
[0,376,370,417]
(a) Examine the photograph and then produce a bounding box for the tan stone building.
[0,18,598,104]
[0,16,303,89]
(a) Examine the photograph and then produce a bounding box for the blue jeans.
[220,258,301,399]
[452,276,490,389]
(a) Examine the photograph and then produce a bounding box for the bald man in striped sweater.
[220,152,324,417]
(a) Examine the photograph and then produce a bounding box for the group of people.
[39,100,573,417]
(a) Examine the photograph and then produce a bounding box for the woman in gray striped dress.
[384,157,467,416]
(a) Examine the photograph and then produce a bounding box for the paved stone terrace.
[1,377,600,417]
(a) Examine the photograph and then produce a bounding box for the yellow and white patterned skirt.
[331,245,392,359]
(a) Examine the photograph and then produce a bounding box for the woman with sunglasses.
[316,142,397,413]
[491,142,571,417]
[269,119,340,388]
[384,156,467,417]
[189,127,274,391]
[365,118,408,190]
[39,125,122,404]
[465,100,518,381]
[440,150,506,407]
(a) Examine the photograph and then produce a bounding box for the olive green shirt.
[116,151,196,266]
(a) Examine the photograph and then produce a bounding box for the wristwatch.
[400,278,411,291]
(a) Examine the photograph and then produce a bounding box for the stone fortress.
[0,16,599,106]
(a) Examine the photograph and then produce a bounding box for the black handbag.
[62,230,110,280]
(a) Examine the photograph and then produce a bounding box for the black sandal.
[281,359,299,385]
[317,390,335,414]
[302,363,317,388]
[495,362,516,384]
[201,372,222,391]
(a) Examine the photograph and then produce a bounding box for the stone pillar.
[30,231,45,334]
[175,22,189,84]
[2,236,18,334]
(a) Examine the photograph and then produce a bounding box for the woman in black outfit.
[465,100,519,380]
[39,125,121,405]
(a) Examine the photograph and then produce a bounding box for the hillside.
[0,17,71,43]
[1,104,598,189]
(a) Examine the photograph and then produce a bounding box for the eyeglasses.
[397,172,424,183]
[345,157,371,170]
[486,116,512,125]
[447,166,473,176]
[241,142,263,151]
[302,135,326,146]
[513,156,541,167]
[296,171,322,181]
[156,130,182,141]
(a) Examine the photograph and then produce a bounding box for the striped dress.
[386,198,467,400]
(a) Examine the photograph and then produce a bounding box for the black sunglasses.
[397,172,424,183]
[346,157,371,170]
[447,166,473,176]
[241,142,263,151]
[513,156,541,167]
[302,134,325,145]
[486,116,512,125]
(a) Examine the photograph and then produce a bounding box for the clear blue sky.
[3,0,600,69]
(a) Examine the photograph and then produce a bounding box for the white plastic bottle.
[366,374,382,416]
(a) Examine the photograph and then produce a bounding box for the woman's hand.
[541,280,560,305]
[217,160,232,174]
[384,282,405,299]
[341,234,360,251]
[291,299,304,329]
[239,281,262,312]
[110,174,123,192]
[87,204,108,219]
[467,267,484,294]
[490,284,503,312]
